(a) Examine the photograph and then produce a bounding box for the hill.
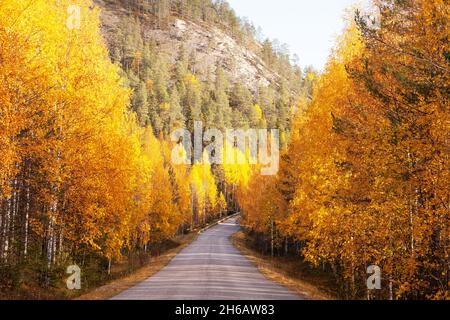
[93,0,311,138]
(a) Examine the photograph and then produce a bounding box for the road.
[112,216,303,300]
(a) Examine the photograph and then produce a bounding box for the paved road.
[112,216,302,300]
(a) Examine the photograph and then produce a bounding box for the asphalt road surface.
[112,216,302,300]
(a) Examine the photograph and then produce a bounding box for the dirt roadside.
[232,231,336,300]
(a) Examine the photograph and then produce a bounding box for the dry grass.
[75,232,198,300]
[232,231,336,300]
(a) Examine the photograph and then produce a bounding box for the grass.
[231,231,337,300]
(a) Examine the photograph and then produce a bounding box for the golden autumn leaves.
[0,0,227,271]
[0,0,447,301]
[238,0,449,299]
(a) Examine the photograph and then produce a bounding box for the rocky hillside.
[95,0,284,91]
[90,0,308,138]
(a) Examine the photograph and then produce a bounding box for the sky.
[226,0,365,71]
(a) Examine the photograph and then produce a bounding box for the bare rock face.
[94,0,279,91]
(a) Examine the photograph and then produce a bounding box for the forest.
[0,0,448,300]
[0,0,308,297]
[238,0,449,299]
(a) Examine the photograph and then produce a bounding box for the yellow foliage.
[238,1,449,299]
[185,73,199,86]
[253,104,263,120]
[160,102,170,111]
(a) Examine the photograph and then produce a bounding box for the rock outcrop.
[94,0,280,91]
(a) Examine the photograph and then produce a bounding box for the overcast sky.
[226,0,366,71]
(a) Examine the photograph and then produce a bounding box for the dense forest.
[0,0,309,297]
[0,0,448,300]
[101,0,307,140]
[238,0,449,300]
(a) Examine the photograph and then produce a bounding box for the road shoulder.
[231,231,335,300]
[75,232,197,300]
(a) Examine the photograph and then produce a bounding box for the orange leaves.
[237,0,449,299]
